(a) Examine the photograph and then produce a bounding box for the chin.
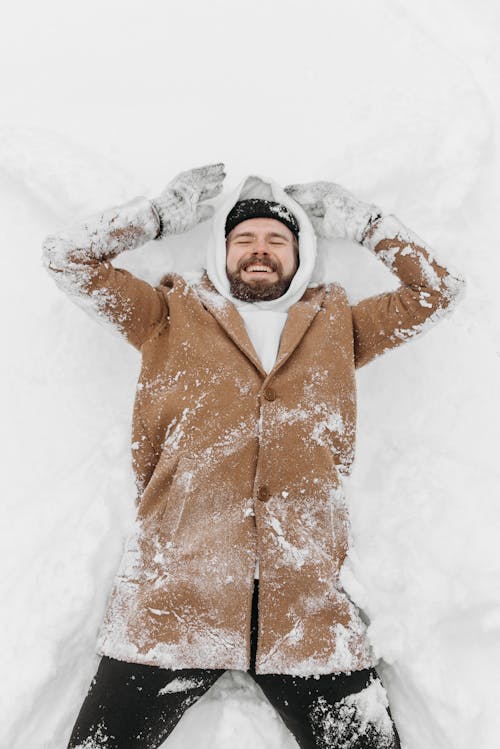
[245,277,275,287]
[227,272,293,303]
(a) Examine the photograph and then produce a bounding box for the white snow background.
[1,0,499,747]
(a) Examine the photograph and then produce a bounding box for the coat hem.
[96,640,248,672]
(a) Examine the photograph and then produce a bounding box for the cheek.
[226,247,251,271]
[226,246,239,272]
[279,249,297,274]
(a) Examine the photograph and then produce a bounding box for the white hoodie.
[205,174,318,372]
[205,175,318,577]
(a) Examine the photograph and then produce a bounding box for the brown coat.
[43,198,465,675]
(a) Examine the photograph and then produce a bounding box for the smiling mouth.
[242,263,276,274]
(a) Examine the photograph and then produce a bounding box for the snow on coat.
[42,183,465,675]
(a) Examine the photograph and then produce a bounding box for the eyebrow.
[232,231,289,240]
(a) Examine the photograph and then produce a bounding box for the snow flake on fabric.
[273,394,352,472]
[310,677,398,749]
[42,197,160,343]
[163,402,204,452]
[97,476,253,670]
[45,267,129,341]
[267,515,310,570]
[158,676,206,695]
[366,215,466,302]
[388,288,464,345]
[418,290,433,308]
[139,625,247,671]
[196,281,232,311]
[311,406,345,446]
[43,197,159,266]
[71,720,113,748]
[258,607,374,677]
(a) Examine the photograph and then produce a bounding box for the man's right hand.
[152,163,226,237]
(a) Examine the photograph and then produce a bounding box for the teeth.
[246,265,272,273]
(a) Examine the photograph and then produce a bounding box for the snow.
[1,0,499,747]
[309,678,396,748]
[158,677,206,695]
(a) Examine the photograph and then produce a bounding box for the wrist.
[150,191,179,238]
[149,200,164,239]
[360,211,383,245]
[100,196,161,252]
[150,185,197,237]
[360,214,412,252]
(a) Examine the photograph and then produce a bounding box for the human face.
[225,217,299,302]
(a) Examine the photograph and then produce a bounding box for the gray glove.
[151,163,226,237]
[284,181,382,245]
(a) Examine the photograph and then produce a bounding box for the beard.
[226,255,297,302]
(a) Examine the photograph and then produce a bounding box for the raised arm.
[284,181,466,368]
[348,214,465,367]
[42,163,226,350]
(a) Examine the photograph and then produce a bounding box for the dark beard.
[227,272,295,302]
[226,256,297,302]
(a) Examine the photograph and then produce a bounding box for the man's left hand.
[284,181,382,244]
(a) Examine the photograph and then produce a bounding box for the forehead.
[227,217,294,239]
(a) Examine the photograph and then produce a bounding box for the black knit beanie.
[225,199,299,239]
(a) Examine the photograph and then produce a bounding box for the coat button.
[263,387,276,401]
[257,485,270,502]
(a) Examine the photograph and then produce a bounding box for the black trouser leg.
[253,668,401,749]
[67,657,224,749]
[249,581,402,749]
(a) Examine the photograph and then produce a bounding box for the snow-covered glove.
[151,162,226,237]
[284,181,383,245]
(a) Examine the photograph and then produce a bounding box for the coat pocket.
[136,453,182,522]
[159,454,196,536]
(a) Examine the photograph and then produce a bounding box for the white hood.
[206,174,317,312]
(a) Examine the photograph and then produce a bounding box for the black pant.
[68,582,401,748]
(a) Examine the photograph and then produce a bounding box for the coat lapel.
[272,286,326,375]
[194,273,325,379]
[194,274,267,376]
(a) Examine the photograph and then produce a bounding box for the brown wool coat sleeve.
[350,215,466,368]
[42,197,170,351]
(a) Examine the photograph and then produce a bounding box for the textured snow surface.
[1,0,499,747]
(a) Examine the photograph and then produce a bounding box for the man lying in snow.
[42,163,465,749]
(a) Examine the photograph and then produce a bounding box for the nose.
[254,237,269,254]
